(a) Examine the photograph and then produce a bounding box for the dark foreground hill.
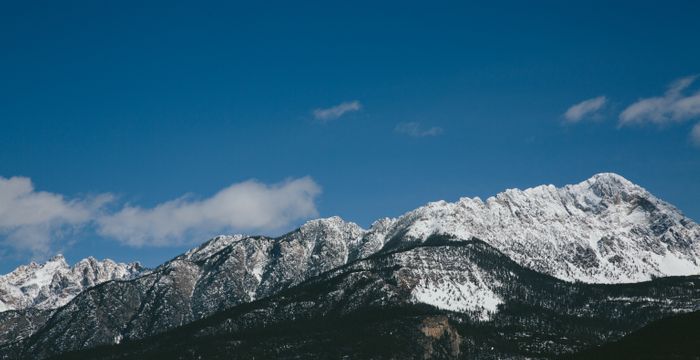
[568,310,700,360]
[26,238,700,360]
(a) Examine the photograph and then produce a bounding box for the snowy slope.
[373,173,700,283]
[0,255,143,312]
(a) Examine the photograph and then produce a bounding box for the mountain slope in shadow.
[568,310,700,360]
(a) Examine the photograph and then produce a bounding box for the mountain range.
[0,173,698,359]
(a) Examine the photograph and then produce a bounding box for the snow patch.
[411,277,502,321]
[658,253,699,276]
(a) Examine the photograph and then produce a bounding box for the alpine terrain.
[0,256,143,312]
[0,173,698,359]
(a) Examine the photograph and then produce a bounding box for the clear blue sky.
[2,0,700,272]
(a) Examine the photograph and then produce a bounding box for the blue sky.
[1,1,700,272]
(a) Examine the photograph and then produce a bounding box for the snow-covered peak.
[47,254,69,267]
[0,255,71,302]
[563,172,644,204]
[584,172,637,191]
[298,216,365,243]
[183,234,248,262]
[377,173,700,283]
[0,256,143,312]
[295,216,366,263]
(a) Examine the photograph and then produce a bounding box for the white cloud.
[0,176,112,256]
[394,122,443,137]
[620,75,700,126]
[0,176,323,256]
[96,177,321,247]
[312,101,362,122]
[563,96,607,123]
[691,123,700,147]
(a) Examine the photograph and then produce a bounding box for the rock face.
[0,173,699,359]
[0,309,52,346]
[0,255,143,312]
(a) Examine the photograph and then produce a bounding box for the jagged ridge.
[375,173,700,282]
[3,172,697,315]
[0,255,143,312]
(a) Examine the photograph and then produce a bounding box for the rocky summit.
[0,255,143,312]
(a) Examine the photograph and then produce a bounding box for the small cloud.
[691,123,700,147]
[96,177,321,247]
[0,176,112,257]
[563,96,607,123]
[619,75,700,126]
[394,122,443,137]
[312,101,362,122]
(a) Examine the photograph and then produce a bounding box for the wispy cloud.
[312,101,362,122]
[0,176,113,257]
[691,123,700,147]
[619,75,700,126]
[394,122,443,137]
[96,177,321,247]
[563,96,607,123]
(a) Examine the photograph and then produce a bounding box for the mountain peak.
[47,254,69,266]
[589,172,632,183]
[377,173,700,283]
[298,216,365,249]
[574,172,640,197]
[299,216,361,230]
[0,256,143,312]
[183,234,248,262]
[49,253,66,260]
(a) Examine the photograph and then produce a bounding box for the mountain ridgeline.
[0,256,143,312]
[0,173,698,359]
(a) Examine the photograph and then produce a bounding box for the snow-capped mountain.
[371,173,700,283]
[0,255,143,312]
[192,172,699,285]
[182,173,698,286]
[19,238,700,360]
[4,172,694,315]
[1,172,699,359]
